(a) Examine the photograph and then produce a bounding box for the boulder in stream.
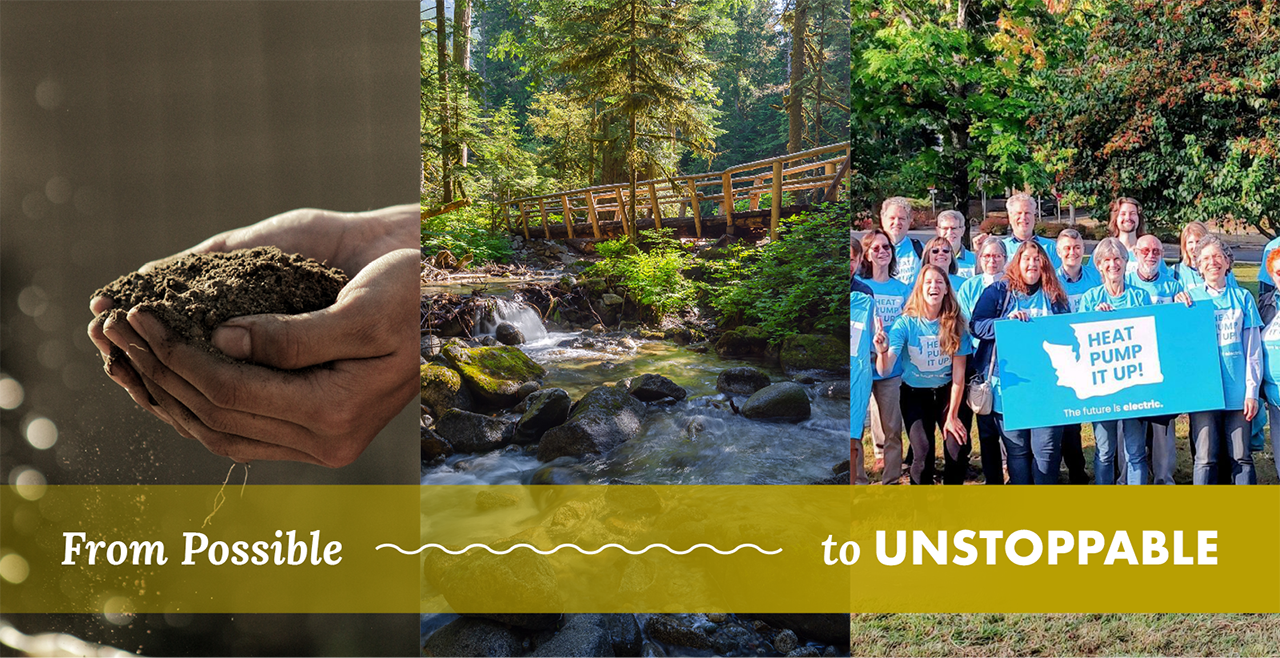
[531,614,613,657]
[740,382,811,422]
[435,409,513,453]
[516,388,572,443]
[779,334,848,375]
[495,322,525,345]
[627,373,687,402]
[421,364,472,415]
[421,617,522,657]
[443,343,547,408]
[420,425,454,462]
[715,367,771,396]
[537,385,645,461]
[714,325,769,357]
[738,614,849,645]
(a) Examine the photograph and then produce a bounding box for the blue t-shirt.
[893,238,922,286]
[1002,235,1062,269]
[990,288,1058,414]
[851,291,876,431]
[1173,263,1238,291]
[956,274,999,349]
[1189,286,1263,409]
[1057,265,1102,313]
[1259,236,1280,286]
[954,247,977,279]
[857,276,911,380]
[949,274,968,293]
[1261,312,1280,404]
[886,315,973,389]
[1125,269,1184,304]
[1076,285,1151,313]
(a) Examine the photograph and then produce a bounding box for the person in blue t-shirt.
[850,238,872,485]
[970,241,1072,484]
[921,236,969,292]
[873,265,973,484]
[955,239,1009,484]
[937,210,977,278]
[1126,235,1185,304]
[1000,193,1062,270]
[1175,221,1238,291]
[856,228,912,484]
[1187,235,1260,485]
[1257,248,1280,483]
[1053,228,1099,485]
[882,196,923,287]
[1076,238,1153,485]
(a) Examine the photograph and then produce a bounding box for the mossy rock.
[778,334,849,375]
[421,364,471,415]
[714,325,770,358]
[443,343,547,408]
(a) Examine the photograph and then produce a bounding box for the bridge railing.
[499,142,850,241]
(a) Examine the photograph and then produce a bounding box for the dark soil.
[93,246,348,350]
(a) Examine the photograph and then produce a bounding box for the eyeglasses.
[980,254,1003,260]
[869,244,892,252]
[1136,249,1164,256]
[929,248,951,255]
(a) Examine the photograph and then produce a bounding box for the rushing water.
[423,288,849,486]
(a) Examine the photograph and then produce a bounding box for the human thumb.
[211,292,385,369]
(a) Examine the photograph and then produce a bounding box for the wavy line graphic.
[375,542,782,556]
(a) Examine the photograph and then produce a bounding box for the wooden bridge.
[500,142,850,242]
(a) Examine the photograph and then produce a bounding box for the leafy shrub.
[421,205,514,264]
[585,228,696,317]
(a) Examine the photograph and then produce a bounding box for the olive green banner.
[1,484,851,614]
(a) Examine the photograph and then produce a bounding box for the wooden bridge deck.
[500,142,851,242]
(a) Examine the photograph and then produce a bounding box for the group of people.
[852,194,1280,485]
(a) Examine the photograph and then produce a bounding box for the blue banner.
[851,291,874,436]
[996,302,1225,430]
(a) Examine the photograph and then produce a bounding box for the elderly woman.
[873,265,973,484]
[1258,248,1280,482]
[1076,238,1153,484]
[1187,235,1261,484]
[956,239,1009,484]
[970,242,1072,484]
[856,228,913,484]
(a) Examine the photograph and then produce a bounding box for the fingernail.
[212,325,251,359]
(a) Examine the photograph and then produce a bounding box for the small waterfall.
[474,297,548,342]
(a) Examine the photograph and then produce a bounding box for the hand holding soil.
[88,205,419,467]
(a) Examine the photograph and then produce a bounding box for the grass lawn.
[849,613,1280,656]
[856,263,1279,485]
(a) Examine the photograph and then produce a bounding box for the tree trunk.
[436,0,452,204]
[787,0,808,154]
[627,0,639,240]
[949,122,973,250]
[454,0,471,169]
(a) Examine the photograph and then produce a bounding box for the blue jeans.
[994,413,1063,485]
[1092,419,1148,485]
[1188,410,1255,485]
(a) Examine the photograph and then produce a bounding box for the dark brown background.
[1,1,419,654]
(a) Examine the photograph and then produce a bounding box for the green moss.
[779,334,848,373]
[443,343,547,406]
[421,364,464,414]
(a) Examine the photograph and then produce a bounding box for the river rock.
[421,364,472,414]
[714,326,769,357]
[627,374,687,402]
[602,293,624,306]
[421,617,522,657]
[816,379,850,399]
[426,550,564,629]
[715,367,771,395]
[496,322,525,346]
[779,334,848,375]
[421,426,453,462]
[537,385,645,461]
[517,380,542,400]
[591,324,606,334]
[444,343,547,408]
[421,334,444,359]
[773,629,799,654]
[531,614,612,657]
[435,409,512,453]
[740,382,811,421]
[479,335,498,346]
[644,616,712,651]
[516,388,572,443]
[787,647,821,657]
[739,614,848,645]
[605,614,642,657]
